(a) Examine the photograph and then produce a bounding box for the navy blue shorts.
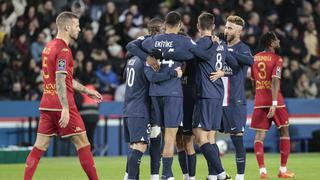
[124,117,150,143]
[221,101,247,134]
[151,96,183,128]
[193,98,223,131]
[183,95,195,135]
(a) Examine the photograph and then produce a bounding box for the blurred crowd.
[0,0,319,101]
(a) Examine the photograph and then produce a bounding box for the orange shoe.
[278,171,295,178]
[260,173,269,179]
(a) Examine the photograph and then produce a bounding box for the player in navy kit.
[123,54,182,180]
[141,12,200,180]
[125,18,165,180]
[211,16,254,180]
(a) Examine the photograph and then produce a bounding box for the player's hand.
[86,89,103,103]
[150,48,163,59]
[217,32,227,42]
[267,105,276,119]
[210,69,225,81]
[175,67,183,78]
[147,56,160,72]
[59,108,70,128]
[212,35,220,43]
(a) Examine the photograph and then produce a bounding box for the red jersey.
[39,38,76,111]
[251,51,285,108]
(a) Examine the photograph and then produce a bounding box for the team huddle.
[123,11,294,180]
[23,10,294,180]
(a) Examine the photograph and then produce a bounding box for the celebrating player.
[24,12,102,180]
[251,32,295,179]
[211,15,254,180]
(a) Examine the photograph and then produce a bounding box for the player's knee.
[34,142,49,151]
[176,137,184,151]
[279,127,290,137]
[255,131,266,141]
[71,134,90,149]
[132,142,147,153]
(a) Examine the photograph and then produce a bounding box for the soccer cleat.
[224,173,233,180]
[259,173,268,179]
[278,171,295,178]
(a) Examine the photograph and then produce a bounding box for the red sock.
[280,137,290,167]
[24,147,45,180]
[254,141,265,168]
[78,145,99,180]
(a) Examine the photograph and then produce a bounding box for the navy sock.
[150,136,161,175]
[126,147,132,173]
[162,157,173,179]
[231,135,246,174]
[207,144,218,175]
[200,143,224,174]
[178,151,188,174]
[187,153,196,177]
[128,149,143,179]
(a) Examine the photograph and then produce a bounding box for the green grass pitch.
[0,153,318,179]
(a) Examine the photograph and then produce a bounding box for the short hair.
[147,18,164,35]
[56,11,79,28]
[165,11,181,27]
[259,31,277,49]
[227,15,245,27]
[198,12,215,30]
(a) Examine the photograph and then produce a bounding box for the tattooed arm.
[56,73,69,128]
[73,79,103,102]
[73,79,89,94]
[56,73,69,108]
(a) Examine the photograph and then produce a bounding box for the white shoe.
[183,174,189,180]
[123,172,128,180]
[151,174,159,180]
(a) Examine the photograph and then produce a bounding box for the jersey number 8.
[215,53,223,70]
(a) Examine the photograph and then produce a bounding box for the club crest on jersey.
[276,66,281,77]
[217,44,225,51]
[58,59,66,70]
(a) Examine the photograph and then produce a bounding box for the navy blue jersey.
[124,56,178,117]
[123,56,150,118]
[193,36,227,99]
[222,41,253,106]
[126,35,151,60]
[142,34,195,97]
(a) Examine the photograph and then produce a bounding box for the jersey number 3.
[126,67,135,87]
[257,62,267,79]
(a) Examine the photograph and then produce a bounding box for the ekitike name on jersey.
[155,40,173,48]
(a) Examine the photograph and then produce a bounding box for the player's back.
[39,38,75,111]
[142,34,194,97]
[252,51,285,107]
[123,56,150,118]
[195,36,227,99]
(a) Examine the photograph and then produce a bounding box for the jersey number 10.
[126,67,135,87]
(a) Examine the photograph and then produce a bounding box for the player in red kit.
[24,12,102,180]
[251,32,295,179]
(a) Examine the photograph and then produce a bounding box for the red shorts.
[37,107,86,138]
[250,107,289,131]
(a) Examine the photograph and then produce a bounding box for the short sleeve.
[55,48,71,74]
[271,56,283,79]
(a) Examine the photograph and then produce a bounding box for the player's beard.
[70,32,79,41]
[226,34,235,43]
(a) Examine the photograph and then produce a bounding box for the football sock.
[77,145,99,180]
[24,146,45,180]
[280,137,290,167]
[126,148,133,174]
[162,157,173,179]
[150,136,161,175]
[207,143,220,175]
[231,135,246,174]
[128,149,143,179]
[254,141,265,168]
[200,143,224,174]
[187,153,196,177]
[235,174,244,180]
[178,150,188,174]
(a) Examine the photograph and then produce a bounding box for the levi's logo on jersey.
[58,59,66,70]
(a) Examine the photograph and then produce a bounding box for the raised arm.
[126,36,148,60]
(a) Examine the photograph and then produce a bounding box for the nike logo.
[231,127,236,131]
